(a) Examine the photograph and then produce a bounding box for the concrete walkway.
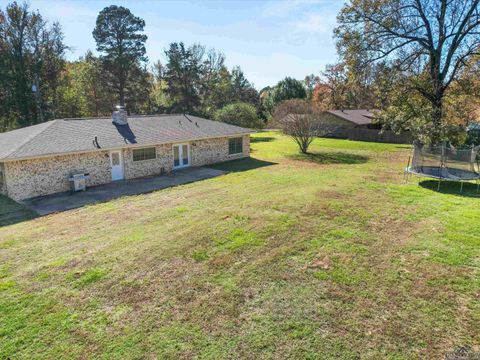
[20,167,225,215]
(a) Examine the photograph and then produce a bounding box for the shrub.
[214,102,263,129]
[273,99,336,153]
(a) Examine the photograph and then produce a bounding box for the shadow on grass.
[0,195,37,227]
[419,180,480,198]
[287,151,369,165]
[251,136,276,143]
[209,157,277,172]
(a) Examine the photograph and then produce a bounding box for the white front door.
[173,144,190,169]
[110,150,124,181]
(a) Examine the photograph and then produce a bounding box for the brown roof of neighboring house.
[327,109,377,126]
[0,114,251,161]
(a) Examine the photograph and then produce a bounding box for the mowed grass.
[0,131,479,359]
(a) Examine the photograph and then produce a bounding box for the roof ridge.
[6,120,58,159]
[61,113,186,121]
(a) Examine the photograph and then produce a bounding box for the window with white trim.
[228,137,243,155]
[132,147,156,162]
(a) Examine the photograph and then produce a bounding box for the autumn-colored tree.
[273,99,336,153]
[336,0,480,144]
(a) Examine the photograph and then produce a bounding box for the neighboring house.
[321,109,411,144]
[322,109,380,129]
[0,109,251,201]
[277,109,378,130]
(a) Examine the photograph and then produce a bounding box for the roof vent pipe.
[112,105,128,126]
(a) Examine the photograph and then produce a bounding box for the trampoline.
[405,143,480,192]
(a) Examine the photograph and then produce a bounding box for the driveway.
[20,167,225,215]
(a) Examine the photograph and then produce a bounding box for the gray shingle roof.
[327,109,377,126]
[0,114,251,161]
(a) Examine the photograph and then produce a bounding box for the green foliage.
[93,5,147,107]
[214,102,263,128]
[378,75,469,145]
[260,77,307,118]
[0,3,261,130]
[163,42,204,114]
[335,0,480,144]
[465,129,480,146]
[162,43,260,117]
[0,2,67,129]
[272,77,307,103]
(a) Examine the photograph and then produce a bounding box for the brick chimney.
[112,105,128,126]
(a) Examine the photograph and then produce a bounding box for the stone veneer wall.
[191,135,250,167]
[4,151,111,201]
[3,134,250,201]
[123,144,173,179]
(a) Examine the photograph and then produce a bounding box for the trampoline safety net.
[407,144,480,181]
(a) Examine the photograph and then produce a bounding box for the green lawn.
[1,131,479,359]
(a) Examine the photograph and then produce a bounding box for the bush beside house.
[214,102,263,129]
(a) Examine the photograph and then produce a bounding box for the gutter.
[0,132,252,162]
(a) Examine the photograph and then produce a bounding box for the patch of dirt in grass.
[114,280,155,308]
[317,189,347,200]
[208,253,235,268]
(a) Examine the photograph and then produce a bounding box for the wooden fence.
[329,126,412,144]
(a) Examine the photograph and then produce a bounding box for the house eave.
[1,132,252,163]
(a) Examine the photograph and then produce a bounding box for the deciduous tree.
[273,99,335,153]
[336,0,480,143]
[0,1,66,129]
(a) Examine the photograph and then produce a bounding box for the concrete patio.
[20,167,225,215]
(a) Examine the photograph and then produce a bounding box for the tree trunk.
[119,68,126,107]
[119,83,125,107]
[431,91,444,145]
[300,138,309,153]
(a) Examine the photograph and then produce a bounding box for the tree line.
[0,1,415,133]
[2,0,480,147]
[0,2,269,131]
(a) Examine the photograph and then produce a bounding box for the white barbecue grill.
[68,173,90,192]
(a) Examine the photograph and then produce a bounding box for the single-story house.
[322,109,380,129]
[0,109,251,201]
[278,109,410,143]
[322,109,411,144]
[277,109,378,130]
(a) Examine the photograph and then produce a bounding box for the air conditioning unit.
[68,173,90,192]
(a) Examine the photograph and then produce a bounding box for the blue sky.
[2,0,343,89]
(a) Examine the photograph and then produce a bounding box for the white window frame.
[172,143,191,169]
[132,147,157,162]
